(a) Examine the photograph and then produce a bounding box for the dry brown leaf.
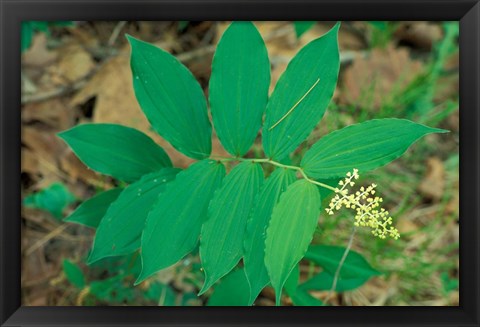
[22,126,63,182]
[418,157,445,201]
[22,33,58,67]
[340,44,424,109]
[22,98,75,130]
[394,22,443,50]
[41,43,95,87]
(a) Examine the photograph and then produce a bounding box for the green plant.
[21,21,73,52]
[24,182,76,219]
[367,21,398,48]
[293,21,316,39]
[59,21,447,306]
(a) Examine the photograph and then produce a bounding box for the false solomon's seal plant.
[59,22,447,306]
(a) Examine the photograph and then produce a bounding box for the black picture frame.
[1,0,479,326]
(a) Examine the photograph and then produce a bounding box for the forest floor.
[21,21,459,306]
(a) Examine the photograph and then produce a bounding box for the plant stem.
[324,225,358,305]
[211,156,336,192]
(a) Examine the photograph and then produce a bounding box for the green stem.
[324,225,358,305]
[210,156,336,192]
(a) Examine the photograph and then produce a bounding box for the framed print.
[1,0,479,326]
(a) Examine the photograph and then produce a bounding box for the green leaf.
[87,168,179,264]
[304,245,381,279]
[316,178,340,200]
[89,275,133,303]
[199,162,264,294]
[291,288,324,306]
[144,282,176,305]
[265,179,322,305]
[293,21,316,38]
[262,23,340,161]
[209,22,270,156]
[284,265,323,306]
[63,259,86,289]
[178,21,189,31]
[21,22,34,52]
[301,119,448,179]
[23,183,76,219]
[127,35,212,159]
[368,21,388,31]
[65,188,123,228]
[207,268,250,306]
[58,124,172,182]
[283,264,301,296]
[299,271,368,292]
[244,168,296,304]
[136,160,225,283]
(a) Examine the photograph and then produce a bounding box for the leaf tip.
[125,33,136,44]
[198,278,214,296]
[134,262,156,285]
[86,250,102,266]
[133,273,147,286]
[56,128,71,141]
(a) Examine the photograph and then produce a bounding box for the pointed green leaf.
[265,179,321,305]
[199,162,264,294]
[244,168,296,304]
[137,160,226,283]
[209,22,270,156]
[299,271,368,292]
[127,35,212,159]
[301,119,448,179]
[58,124,172,182]
[62,259,86,289]
[65,188,123,228]
[207,268,250,306]
[293,21,316,38]
[263,23,340,161]
[304,245,381,279]
[87,168,179,264]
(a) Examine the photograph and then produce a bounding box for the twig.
[25,223,69,255]
[21,78,89,104]
[324,225,358,305]
[108,21,128,47]
[76,286,91,305]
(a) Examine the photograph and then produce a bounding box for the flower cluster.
[326,169,400,240]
